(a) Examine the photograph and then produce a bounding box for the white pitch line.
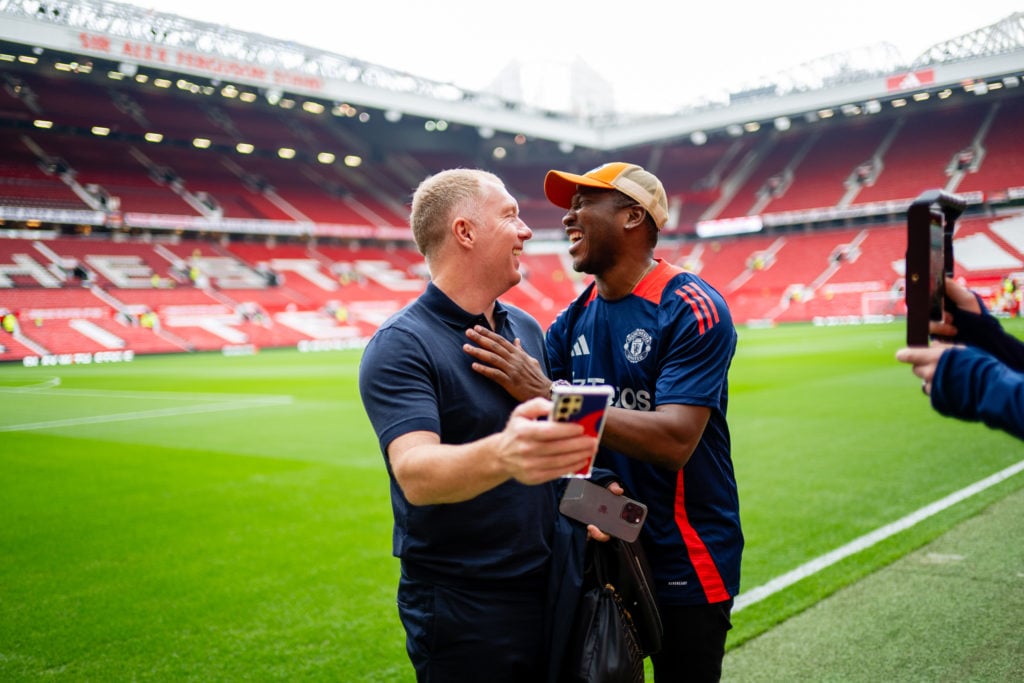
[0,385,287,402]
[0,376,61,391]
[0,396,293,432]
[734,458,1024,613]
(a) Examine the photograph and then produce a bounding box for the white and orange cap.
[544,162,669,230]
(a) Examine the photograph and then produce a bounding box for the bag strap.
[605,538,663,656]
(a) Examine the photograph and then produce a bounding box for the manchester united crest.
[623,329,652,363]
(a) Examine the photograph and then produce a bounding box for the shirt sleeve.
[654,278,737,408]
[358,326,441,455]
[932,346,1024,441]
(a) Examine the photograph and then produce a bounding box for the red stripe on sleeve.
[681,282,720,325]
[675,288,708,335]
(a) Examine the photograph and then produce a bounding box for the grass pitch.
[1,320,1022,681]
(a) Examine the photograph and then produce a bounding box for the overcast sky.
[125,1,1023,114]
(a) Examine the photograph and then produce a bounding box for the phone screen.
[927,213,946,322]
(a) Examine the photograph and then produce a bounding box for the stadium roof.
[1,0,1024,150]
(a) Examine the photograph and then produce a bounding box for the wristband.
[549,379,571,398]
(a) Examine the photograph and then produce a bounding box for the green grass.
[1,321,1022,681]
[723,486,1024,682]
[727,321,1023,646]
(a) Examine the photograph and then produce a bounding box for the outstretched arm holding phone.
[897,277,1024,440]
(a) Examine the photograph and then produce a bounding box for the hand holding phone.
[550,384,613,478]
[559,478,648,542]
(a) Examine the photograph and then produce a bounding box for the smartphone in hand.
[559,478,648,542]
[550,384,613,478]
[905,190,964,346]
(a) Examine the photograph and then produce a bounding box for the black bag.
[605,537,662,656]
[561,538,662,683]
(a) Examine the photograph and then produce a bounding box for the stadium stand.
[851,102,989,205]
[756,119,890,215]
[2,6,1024,361]
[657,137,753,231]
[954,94,1024,201]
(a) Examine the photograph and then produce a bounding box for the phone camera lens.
[621,503,643,524]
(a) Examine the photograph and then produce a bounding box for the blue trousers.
[397,573,548,683]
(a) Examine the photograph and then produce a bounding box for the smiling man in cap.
[465,161,743,682]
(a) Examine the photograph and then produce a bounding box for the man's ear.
[623,205,647,231]
[452,217,475,248]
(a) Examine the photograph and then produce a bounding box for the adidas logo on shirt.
[571,334,590,357]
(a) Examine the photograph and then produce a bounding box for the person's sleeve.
[931,346,1024,441]
[947,298,1024,372]
[358,328,440,454]
[655,281,736,408]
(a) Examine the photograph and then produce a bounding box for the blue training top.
[358,282,559,587]
[547,259,743,606]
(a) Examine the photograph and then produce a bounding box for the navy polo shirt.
[359,282,559,586]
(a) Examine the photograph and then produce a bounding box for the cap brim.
[544,170,615,209]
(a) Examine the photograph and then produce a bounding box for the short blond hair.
[410,169,503,258]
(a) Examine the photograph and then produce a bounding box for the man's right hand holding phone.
[896,278,979,394]
[585,481,625,543]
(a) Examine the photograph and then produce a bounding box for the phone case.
[558,478,648,542]
[905,190,964,346]
[550,384,613,478]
